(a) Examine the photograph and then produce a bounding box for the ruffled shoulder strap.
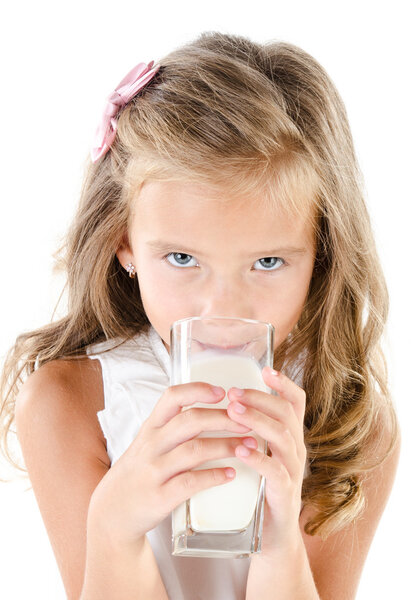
[85,326,170,465]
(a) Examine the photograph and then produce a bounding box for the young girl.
[0,31,401,599]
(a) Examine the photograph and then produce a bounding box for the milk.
[179,350,269,532]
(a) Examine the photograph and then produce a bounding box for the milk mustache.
[180,348,268,532]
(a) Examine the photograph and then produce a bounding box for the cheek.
[135,256,314,349]
[272,304,304,348]
[270,266,313,345]
[136,263,192,332]
[137,264,170,305]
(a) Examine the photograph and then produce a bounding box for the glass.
[170,316,275,558]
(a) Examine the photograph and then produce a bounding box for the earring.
[125,262,136,278]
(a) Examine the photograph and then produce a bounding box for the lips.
[198,341,248,351]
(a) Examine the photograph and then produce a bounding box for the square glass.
[170,316,275,558]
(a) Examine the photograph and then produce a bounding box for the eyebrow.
[146,240,307,257]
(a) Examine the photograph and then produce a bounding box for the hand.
[226,367,307,553]
[88,382,252,548]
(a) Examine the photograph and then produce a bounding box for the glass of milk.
[170,316,274,558]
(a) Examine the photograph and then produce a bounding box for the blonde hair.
[0,31,399,540]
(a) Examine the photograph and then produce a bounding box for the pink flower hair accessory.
[90,60,160,163]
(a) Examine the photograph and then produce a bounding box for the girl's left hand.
[227,366,307,553]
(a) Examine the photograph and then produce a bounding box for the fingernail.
[225,467,236,479]
[212,386,225,396]
[242,437,257,448]
[231,387,244,397]
[234,402,246,414]
[237,445,250,456]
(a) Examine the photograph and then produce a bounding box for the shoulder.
[14,357,111,598]
[299,404,401,599]
[16,355,104,414]
[15,355,108,466]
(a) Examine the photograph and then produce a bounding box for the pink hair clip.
[90,60,160,163]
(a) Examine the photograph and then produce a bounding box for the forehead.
[132,180,316,248]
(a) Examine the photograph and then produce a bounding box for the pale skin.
[116,179,316,546]
[15,179,401,599]
[115,180,400,596]
[119,180,317,352]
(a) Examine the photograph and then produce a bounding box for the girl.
[0,31,400,599]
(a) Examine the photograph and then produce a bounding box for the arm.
[15,358,167,599]
[245,408,401,600]
[246,531,319,599]
[80,504,168,599]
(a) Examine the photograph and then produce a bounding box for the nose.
[198,276,253,322]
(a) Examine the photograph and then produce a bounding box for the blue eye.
[165,253,198,268]
[253,257,285,271]
[164,253,285,271]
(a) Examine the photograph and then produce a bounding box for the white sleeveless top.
[86,324,310,600]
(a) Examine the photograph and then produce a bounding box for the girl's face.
[117,180,316,354]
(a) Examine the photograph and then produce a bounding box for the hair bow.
[90,60,160,163]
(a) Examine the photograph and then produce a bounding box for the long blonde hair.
[0,31,399,540]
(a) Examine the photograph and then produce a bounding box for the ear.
[116,232,135,269]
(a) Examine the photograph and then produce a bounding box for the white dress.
[86,324,310,600]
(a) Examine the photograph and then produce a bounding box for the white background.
[0,1,410,598]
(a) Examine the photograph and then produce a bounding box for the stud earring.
[125,262,136,278]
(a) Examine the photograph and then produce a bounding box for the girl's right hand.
[88,382,254,547]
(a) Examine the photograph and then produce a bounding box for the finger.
[157,435,256,483]
[261,367,306,421]
[157,407,252,454]
[227,386,300,439]
[262,367,306,424]
[234,443,292,489]
[150,382,228,428]
[227,403,302,479]
[164,463,236,505]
